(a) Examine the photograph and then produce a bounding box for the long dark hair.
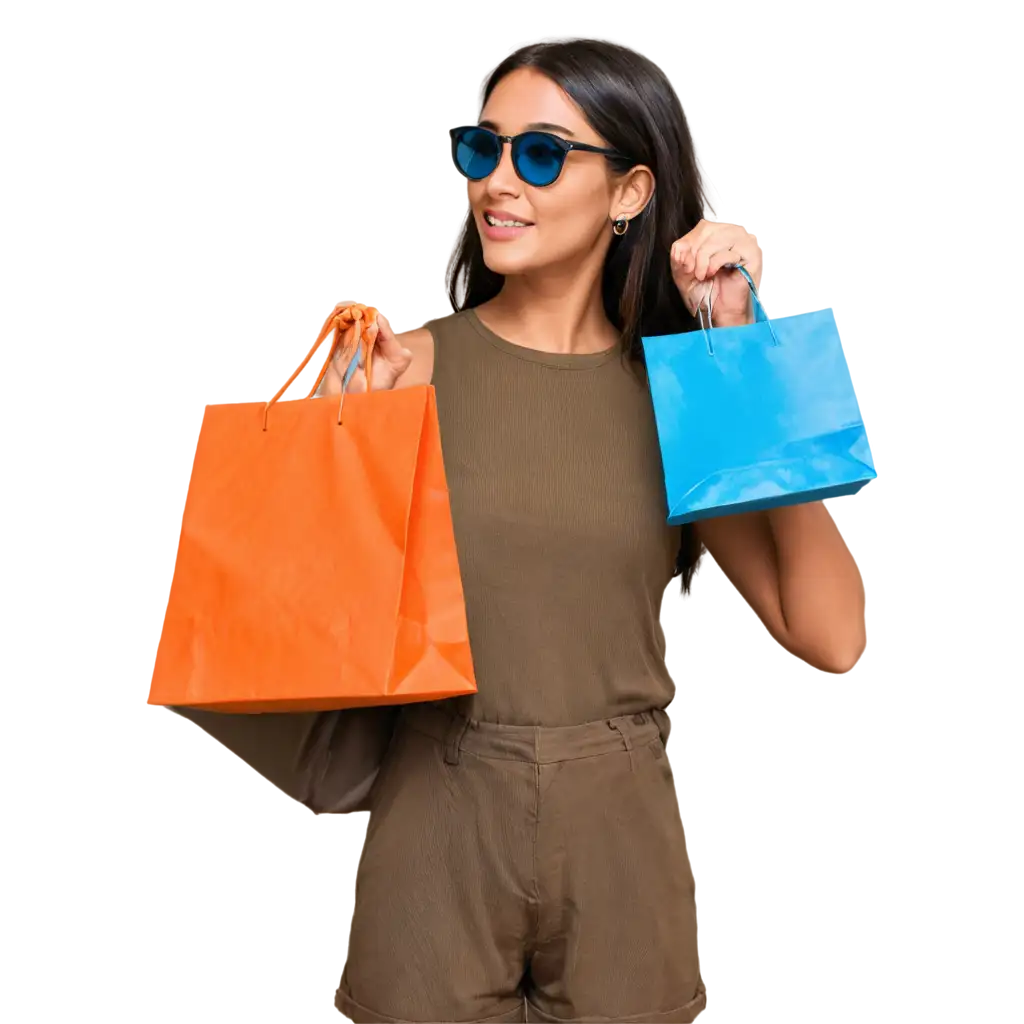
[445,38,709,593]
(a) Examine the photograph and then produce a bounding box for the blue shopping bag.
[641,265,876,525]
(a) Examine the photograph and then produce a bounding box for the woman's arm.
[668,227,866,672]
[695,502,866,673]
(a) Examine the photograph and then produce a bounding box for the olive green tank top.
[422,307,683,728]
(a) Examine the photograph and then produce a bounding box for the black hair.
[446,38,709,592]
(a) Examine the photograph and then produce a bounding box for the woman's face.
[468,68,647,278]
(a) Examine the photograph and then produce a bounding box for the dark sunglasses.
[449,125,628,188]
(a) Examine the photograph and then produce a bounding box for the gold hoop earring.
[612,217,629,236]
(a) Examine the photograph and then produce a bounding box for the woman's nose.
[485,140,520,195]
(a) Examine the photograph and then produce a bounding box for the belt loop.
[608,719,635,772]
[444,713,471,766]
[652,707,671,748]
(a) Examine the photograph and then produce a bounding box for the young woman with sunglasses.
[172,37,866,1024]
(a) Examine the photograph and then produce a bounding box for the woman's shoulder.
[394,309,474,389]
[419,308,473,335]
[385,299,460,344]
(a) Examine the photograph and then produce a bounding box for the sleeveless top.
[421,307,683,728]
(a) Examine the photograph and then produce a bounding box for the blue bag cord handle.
[696,263,780,356]
[341,340,362,389]
[324,333,365,425]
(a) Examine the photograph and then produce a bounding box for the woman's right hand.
[320,305,414,395]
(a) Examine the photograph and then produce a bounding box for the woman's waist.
[399,699,672,764]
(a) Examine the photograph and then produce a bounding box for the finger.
[367,316,414,391]
[374,314,414,373]
[710,249,762,291]
[692,242,718,282]
[321,356,347,396]
[327,294,364,317]
[674,218,713,253]
[692,231,746,281]
[321,294,366,333]
[675,220,741,278]
[705,281,716,319]
[672,222,715,275]
[742,235,762,283]
[669,224,699,275]
[694,279,718,320]
[706,247,749,278]
[677,276,709,318]
[360,320,379,365]
[670,239,694,278]
[346,365,368,393]
[319,333,353,396]
[332,333,356,367]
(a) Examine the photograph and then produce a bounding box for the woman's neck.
[475,263,619,356]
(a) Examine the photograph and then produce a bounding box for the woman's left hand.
[670,219,763,326]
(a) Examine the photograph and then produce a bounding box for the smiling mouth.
[484,212,533,227]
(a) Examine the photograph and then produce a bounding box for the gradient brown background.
[0,9,1019,1024]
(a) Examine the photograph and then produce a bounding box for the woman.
[171,38,865,1024]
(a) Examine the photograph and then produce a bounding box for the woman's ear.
[612,164,655,221]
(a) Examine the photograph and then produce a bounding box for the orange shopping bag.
[148,302,477,713]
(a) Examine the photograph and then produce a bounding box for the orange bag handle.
[262,303,379,430]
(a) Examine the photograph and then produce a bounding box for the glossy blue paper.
[641,267,876,525]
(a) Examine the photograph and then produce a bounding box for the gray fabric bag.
[166,704,401,814]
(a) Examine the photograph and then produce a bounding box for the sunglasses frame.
[449,125,629,187]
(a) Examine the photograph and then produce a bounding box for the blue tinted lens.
[453,127,501,180]
[514,133,566,186]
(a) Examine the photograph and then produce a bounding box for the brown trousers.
[336,703,707,1023]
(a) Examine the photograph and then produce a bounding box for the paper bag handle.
[262,303,379,430]
[696,264,780,356]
